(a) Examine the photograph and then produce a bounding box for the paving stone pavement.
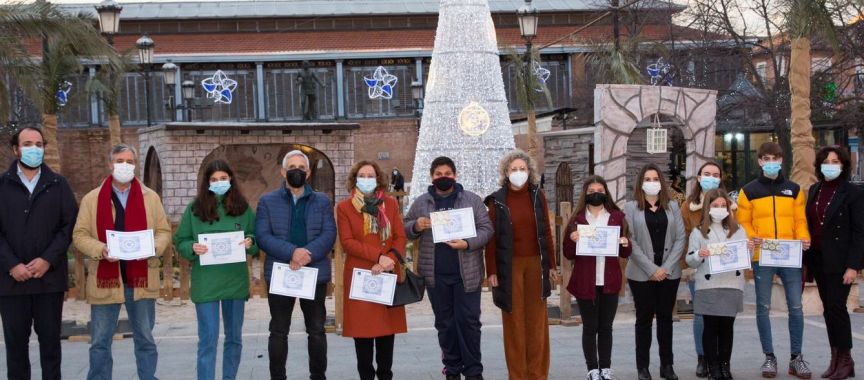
[2,287,863,380]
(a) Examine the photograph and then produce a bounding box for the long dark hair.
[814,145,851,181]
[569,175,629,237]
[193,160,249,223]
[686,161,726,206]
[633,163,671,210]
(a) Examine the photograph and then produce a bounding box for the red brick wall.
[351,118,419,183]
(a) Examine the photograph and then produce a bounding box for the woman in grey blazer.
[623,163,686,380]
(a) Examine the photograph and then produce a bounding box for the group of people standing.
[0,125,861,380]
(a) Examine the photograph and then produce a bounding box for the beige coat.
[72,181,172,305]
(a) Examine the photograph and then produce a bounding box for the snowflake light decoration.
[532,61,550,92]
[647,58,673,86]
[201,70,238,104]
[364,66,398,99]
[56,81,72,107]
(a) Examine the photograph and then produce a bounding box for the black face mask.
[433,177,455,192]
[586,192,607,206]
[285,169,307,188]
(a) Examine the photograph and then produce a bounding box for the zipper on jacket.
[531,187,546,301]
[771,182,778,239]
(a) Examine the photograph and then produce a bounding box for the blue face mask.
[356,178,377,194]
[209,180,231,196]
[762,161,782,177]
[820,164,842,181]
[19,146,44,168]
[699,176,721,191]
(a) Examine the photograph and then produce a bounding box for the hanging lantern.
[646,114,667,154]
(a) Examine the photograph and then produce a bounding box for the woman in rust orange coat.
[336,160,408,380]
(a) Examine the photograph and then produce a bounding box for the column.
[336,60,345,119]
[256,62,266,121]
[89,66,100,126]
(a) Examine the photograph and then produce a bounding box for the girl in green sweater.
[174,159,258,380]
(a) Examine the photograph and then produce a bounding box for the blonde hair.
[497,149,541,187]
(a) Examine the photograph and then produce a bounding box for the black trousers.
[702,315,735,364]
[813,269,853,350]
[353,335,395,380]
[267,282,328,380]
[0,292,64,380]
[427,276,483,377]
[629,278,680,369]
[577,287,619,370]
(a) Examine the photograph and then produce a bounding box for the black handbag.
[388,249,425,307]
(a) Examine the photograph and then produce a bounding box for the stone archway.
[143,147,163,197]
[592,85,717,203]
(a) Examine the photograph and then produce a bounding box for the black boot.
[696,355,709,378]
[709,363,724,380]
[464,376,483,380]
[638,367,653,380]
[721,362,734,380]
[445,375,461,380]
[660,364,679,380]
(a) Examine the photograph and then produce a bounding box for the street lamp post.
[517,0,539,158]
[136,34,155,126]
[410,79,424,130]
[161,61,177,121]
[181,80,195,122]
[94,0,122,45]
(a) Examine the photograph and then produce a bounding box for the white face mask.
[709,207,729,223]
[641,181,661,196]
[113,163,136,184]
[508,171,529,188]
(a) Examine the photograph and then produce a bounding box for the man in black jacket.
[0,127,78,380]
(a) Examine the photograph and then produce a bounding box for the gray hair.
[282,150,310,169]
[109,144,137,162]
[497,149,541,187]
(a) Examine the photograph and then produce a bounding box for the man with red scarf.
[73,144,172,380]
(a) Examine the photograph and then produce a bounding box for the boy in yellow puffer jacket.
[736,142,812,379]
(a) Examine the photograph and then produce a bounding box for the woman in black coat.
[805,146,863,380]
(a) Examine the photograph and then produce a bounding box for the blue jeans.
[88,288,158,380]
[688,280,704,356]
[195,299,245,380]
[753,263,804,355]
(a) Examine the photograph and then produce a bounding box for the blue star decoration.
[364,66,398,100]
[201,70,238,104]
[532,61,551,92]
[646,58,673,86]
[55,81,72,107]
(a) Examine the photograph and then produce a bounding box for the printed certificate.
[758,239,803,268]
[575,225,621,257]
[706,239,751,274]
[269,263,318,300]
[430,208,477,243]
[198,231,247,266]
[106,229,156,260]
[348,268,397,306]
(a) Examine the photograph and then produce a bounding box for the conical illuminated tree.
[408,0,516,204]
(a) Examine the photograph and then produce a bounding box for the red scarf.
[96,177,149,288]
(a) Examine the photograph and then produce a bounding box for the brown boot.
[822,347,838,378]
[830,350,855,380]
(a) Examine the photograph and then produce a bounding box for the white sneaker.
[586,369,601,380]
[600,368,614,380]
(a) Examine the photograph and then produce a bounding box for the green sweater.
[174,200,259,304]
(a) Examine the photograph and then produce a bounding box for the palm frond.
[787,0,839,49]
[583,38,646,85]
[502,46,554,112]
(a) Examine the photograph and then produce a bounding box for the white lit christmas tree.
[408,0,516,205]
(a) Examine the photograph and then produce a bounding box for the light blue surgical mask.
[699,176,721,191]
[761,161,782,177]
[820,164,842,181]
[209,180,231,196]
[356,177,377,194]
[19,146,44,168]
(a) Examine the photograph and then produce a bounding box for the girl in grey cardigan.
[685,189,754,380]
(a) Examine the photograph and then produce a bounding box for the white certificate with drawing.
[198,231,247,266]
[106,229,156,260]
[269,263,318,300]
[348,268,397,306]
[706,240,751,274]
[575,225,621,257]
[430,208,477,243]
[758,239,803,268]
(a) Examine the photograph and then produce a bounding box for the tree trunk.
[41,113,62,174]
[527,110,538,159]
[789,38,817,190]
[108,114,122,147]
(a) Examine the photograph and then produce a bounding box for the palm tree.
[505,47,553,159]
[88,52,135,147]
[786,0,837,189]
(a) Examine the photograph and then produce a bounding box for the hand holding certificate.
[758,239,803,268]
[430,208,477,243]
[575,225,621,257]
[269,263,318,299]
[348,268,398,306]
[198,231,247,266]
[706,240,751,274]
[106,230,156,260]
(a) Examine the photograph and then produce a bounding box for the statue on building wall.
[296,61,325,121]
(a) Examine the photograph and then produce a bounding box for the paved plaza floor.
[2,284,863,380]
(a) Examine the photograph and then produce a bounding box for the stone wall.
[541,128,594,212]
[351,118,419,187]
